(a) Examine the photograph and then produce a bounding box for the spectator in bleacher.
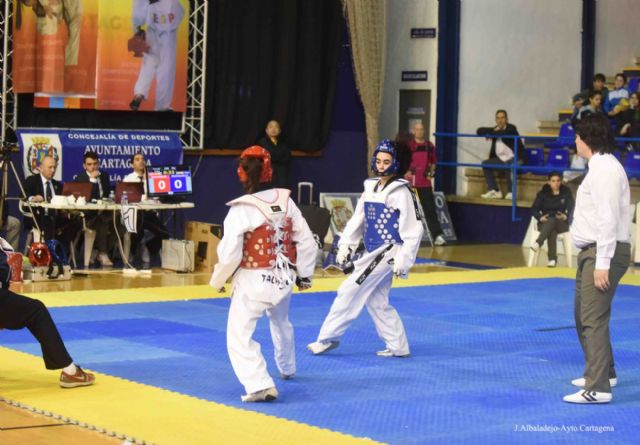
[576,90,604,121]
[604,73,630,116]
[257,120,291,189]
[616,92,640,152]
[580,73,609,105]
[530,171,575,267]
[477,110,525,200]
[570,94,586,122]
[403,122,446,246]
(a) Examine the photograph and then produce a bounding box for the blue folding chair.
[545,148,570,173]
[544,123,576,150]
[629,77,639,94]
[522,148,545,174]
[624,152,640,180]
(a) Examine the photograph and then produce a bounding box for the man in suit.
[24,156,79,253]
[123,153,168,267]
[74,151,113,267]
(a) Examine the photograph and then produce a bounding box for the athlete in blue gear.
[307,139,424,357]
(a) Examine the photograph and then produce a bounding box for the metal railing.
[433,132,640,222]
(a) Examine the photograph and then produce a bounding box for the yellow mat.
[0,348,378,445]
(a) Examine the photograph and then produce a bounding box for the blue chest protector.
[363,201,402,252]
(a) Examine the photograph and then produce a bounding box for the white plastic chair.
[526,217,573,268]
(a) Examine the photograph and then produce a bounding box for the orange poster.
[13,0,98,95]
[96,0,189,112]
[12,0,189,112]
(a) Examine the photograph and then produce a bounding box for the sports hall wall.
[456,0,582,196]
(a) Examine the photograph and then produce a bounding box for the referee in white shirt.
[564,113,631,404]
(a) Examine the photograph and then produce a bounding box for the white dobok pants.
[227,290,295,394]
[316,245,409,355]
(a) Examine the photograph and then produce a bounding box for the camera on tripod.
[0,141,18,161]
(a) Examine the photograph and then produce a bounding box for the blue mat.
[2,278,640,444]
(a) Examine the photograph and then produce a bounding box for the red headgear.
[237,146,273,183]
[29,242,52,267]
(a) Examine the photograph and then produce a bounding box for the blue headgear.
[370,139,399,176]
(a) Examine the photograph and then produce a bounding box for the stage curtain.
[342,0,386,161]
[204,0,342,151]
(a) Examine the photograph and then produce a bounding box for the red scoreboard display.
[147,166,193,197]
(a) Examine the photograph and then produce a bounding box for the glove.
[296,276,312,291]
[128,27,149,58]
[389,257,409,279]
[336,245,352,266]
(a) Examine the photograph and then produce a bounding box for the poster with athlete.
[12,0,189,112]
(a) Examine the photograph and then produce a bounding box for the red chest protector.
[228,190,297,270]
[241,218,297,269]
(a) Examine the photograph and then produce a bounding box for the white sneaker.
[376,348,410,358]
[563,390,611,404]
[504,192,513,200]
[241,387,278,403]
[530,241,540,252]
[547,259,557,267]
[434,235,447,246]
[480,190,502,199]
[307,341,340,355]
[97,252,113,267]
[571,377,617,388]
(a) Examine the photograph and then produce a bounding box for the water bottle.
[108,190,115,202]
[121,191,128,205]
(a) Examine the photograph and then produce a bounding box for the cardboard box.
[185,221,222,272]
[161,239,195,272]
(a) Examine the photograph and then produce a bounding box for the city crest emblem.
[26,137,59,175]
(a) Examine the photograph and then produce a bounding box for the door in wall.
[399,89,431,137]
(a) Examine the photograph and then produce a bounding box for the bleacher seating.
[625,152,640,180]
[629,77,639,94]
[545,148,570,173]
[523,148,545,174]
[544,123,575,150]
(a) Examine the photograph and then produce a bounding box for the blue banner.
[17,129,183,184]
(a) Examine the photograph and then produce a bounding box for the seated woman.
[530,171,575,267]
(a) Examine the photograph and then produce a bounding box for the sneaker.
[547,259,557,267]
[434,235,447,246]
[480,190,502,199]
[97,252,113,267]
[60,366,95,388]
[241,387,278,402]
[530,241,540,252]
[571,377,617,388]
[280,373,294,380]
[563,390,611,404]
[504,192,513,200]
[129,94,144,111]
[376,348,410,358]
[307,341,340,355]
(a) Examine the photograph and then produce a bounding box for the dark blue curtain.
[436,0,461,194]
